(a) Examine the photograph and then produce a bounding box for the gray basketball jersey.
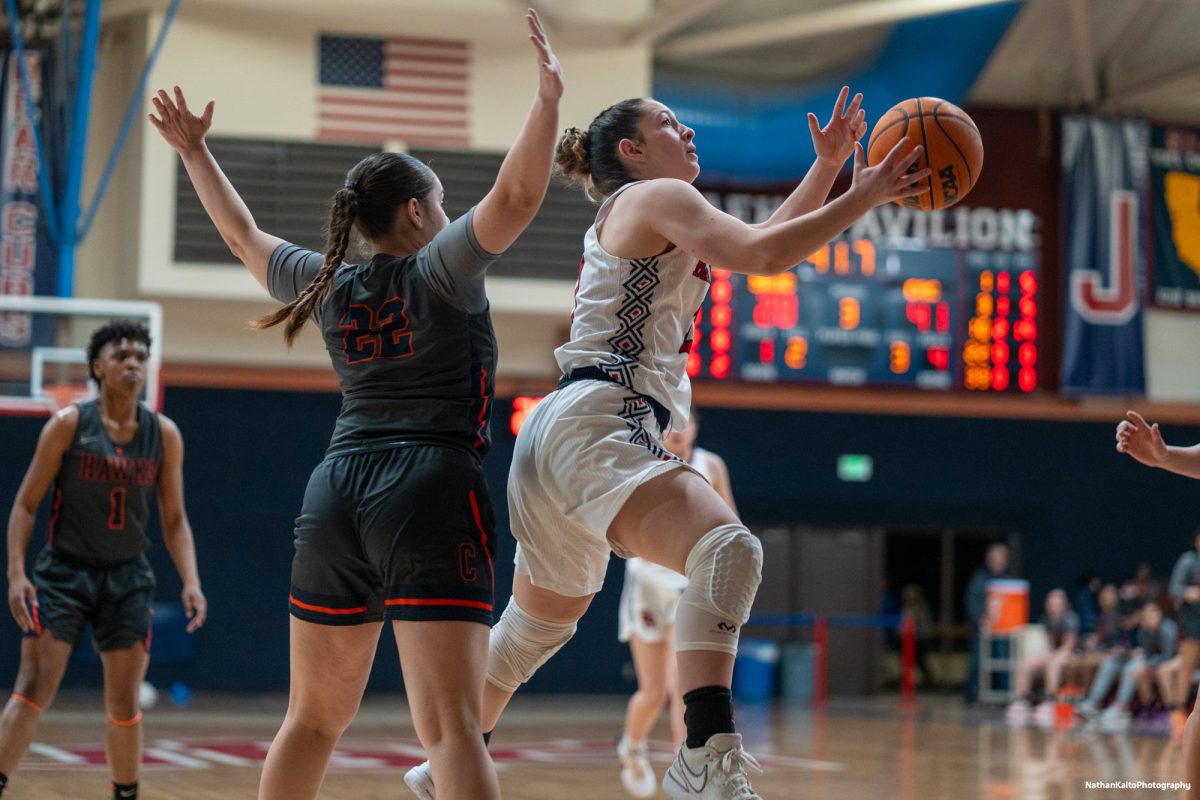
[49,399,162,566]
[268,208,499,455]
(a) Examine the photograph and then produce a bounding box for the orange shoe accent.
[12,693,43,712]
[108,711,142,727]
[1172,709,1188,742]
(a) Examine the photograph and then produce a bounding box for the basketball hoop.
[41,380,94,412]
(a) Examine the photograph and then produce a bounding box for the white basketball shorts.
[508,379,699,597]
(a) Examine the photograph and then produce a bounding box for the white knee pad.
[486,598,577,693]
[675,524,763,655]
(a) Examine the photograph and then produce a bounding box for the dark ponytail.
[554,98,648,202]
[252,152,436,345]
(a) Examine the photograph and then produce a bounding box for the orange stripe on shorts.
[384,598,493,611]
[288,594,368,615]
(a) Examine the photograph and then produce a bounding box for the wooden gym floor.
[3,692,1188,799]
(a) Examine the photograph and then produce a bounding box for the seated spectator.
[1072,571,1101,635]
[1079,601,1178,730]
[1065,584,1123,689]
[1006,589,1080,726]
[1120,562,1165,616]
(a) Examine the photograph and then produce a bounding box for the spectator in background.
[964,542,1010,702]
[1167,529,1200,742]
[1065,584,1124,691]
[1120,562,1164,614]
[1006,589,1080,726]
[1080,602,1178,731]
[1073,571,1102,635]
[899,584,936,686]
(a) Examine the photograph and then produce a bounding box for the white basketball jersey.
[555,181,711,432]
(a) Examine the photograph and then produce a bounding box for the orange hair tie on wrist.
[108,711,142,727]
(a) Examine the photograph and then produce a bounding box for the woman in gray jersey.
[2,321,206,800]
[148,10,562,800]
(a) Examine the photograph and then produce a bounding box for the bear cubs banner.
[1061,116,1149,395]
[1,49,57,345]
[1149,125,1200,311]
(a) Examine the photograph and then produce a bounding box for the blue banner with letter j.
[1060,116,1148,395]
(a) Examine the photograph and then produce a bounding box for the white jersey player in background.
[406,86,929,800]
[617,409,737,798]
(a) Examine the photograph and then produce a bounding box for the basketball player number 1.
[108,487,126,531]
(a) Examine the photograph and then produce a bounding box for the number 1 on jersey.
[108,486,126,531]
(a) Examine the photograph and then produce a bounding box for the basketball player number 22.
[339,296,414,364]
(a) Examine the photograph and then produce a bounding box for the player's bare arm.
[6,408,78,632]
[148,86,284,289]
[156,415,206,633]
[1116,410,1200,479]
[611,141,927,275]
[472,9,563,255]
[753,86,868,228]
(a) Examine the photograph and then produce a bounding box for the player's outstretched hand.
[849,139,931,207]
[526,8,562,103]
[810,86,866,166]
[148,86,214,155]
[182,584,208,633]
[1116,410,1168,467]
[7,574,37,633]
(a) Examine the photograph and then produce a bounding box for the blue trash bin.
[733,639,780,702]
[781,642,814,702]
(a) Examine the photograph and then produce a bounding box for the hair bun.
[554,126,591,181]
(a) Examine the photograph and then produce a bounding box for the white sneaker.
[1005,699,1031,726]
[1099,706,1131,732]
[403,760,436,800]
[663,733,763,799]
[618,734,658,798]
[1032,701,1056,728]
[1077,699,1099,719]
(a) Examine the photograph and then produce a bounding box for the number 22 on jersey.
[339,296,415,364]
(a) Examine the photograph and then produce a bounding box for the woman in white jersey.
[617,409,736,798]
[405,87,929,800]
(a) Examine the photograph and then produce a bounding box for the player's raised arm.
[470,9,563,255]
[6,409,77,632]
[148,86,284,290]
[629,140,928,276]
[1116,411,1200,479]
[753,86,867,228]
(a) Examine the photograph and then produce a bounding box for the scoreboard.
[686,200,1041,393]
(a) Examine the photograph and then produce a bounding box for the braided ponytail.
[251,152,435,346]
[252,187,358,346]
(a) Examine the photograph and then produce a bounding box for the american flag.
[316,34,470,148]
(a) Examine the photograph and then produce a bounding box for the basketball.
[866,97,983,212]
